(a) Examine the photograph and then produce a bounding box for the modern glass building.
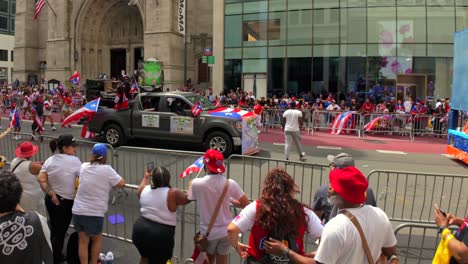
[0,0,15,83]
[222,0,467,101]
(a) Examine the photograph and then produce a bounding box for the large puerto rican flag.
[364,115,393,132]
[62,98,100,127]
[69,71,81,86]
[208,107,254,120]
[329,111,355,135]
[179,157,204,178]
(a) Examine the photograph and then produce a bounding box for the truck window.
[164,97,190,115]
[141,96,161,112]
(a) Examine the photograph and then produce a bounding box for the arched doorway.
[76,0,144,80]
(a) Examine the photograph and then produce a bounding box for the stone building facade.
[13,0,214,90]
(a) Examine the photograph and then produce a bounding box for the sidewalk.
[259,128,447,154]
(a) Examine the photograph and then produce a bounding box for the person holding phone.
[434,205,468,263]
[132,166,190,264]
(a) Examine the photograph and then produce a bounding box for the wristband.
[283,248,291,258]
[389,255,399,262]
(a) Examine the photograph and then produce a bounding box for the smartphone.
[434,204,447,217]
[146,161,154,172]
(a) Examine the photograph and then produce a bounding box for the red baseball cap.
[292,96,297,101]
[329,166,368,204]
[203,149,225,174]
[15,142,39,158]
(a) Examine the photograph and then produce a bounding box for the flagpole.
[195,164,204,178]
[44,0,57,17]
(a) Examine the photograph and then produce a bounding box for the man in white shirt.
[188,149,250,264]
[282,101,306,161]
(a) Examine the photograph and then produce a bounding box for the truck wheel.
[205,131,233,157]
[103,124,125,147]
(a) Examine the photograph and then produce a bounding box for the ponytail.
[49,139,58,153]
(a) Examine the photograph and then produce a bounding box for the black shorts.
[132,216,175,264]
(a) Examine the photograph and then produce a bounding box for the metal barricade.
[308,110,362,137]
[411,114,448,140]
[226,154,330,203]
[367,170,468,223]
[361,113,412,140]
[261,109,284,131]
[394,223,458,264]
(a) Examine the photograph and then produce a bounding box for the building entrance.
[111,49,127,79]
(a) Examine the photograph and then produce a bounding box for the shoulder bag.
[193,179,230,252]
[342,210,399,264]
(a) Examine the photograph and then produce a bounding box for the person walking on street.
[38,135,82,264]
[188,149,250,264]
[282,101,306,161]
[72,143,125,264]
[10,141,47,217]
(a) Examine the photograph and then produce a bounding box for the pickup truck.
[88,92,243,156]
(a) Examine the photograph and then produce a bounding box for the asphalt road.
[1,119,465,264]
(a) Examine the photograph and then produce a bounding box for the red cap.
[15,142,39,158]
[292,96,297,101]
[203,149,225,174]
[329,166,368,204]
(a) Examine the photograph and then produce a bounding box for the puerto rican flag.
[9,108,19,128]
[69,71,81,86]
[191,247,209,264]
[208,107,254,120]
[62,98,100,127]
[329,111,355,135]
[31,108,44,131]
[81,123,96,139]
[130,80,139,94]
[364,115,393,132]
[192,101,203,117]
[179,157,204,178]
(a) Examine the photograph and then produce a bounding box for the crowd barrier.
[394,223,459,264]
[261,109,312,132]
[367,170,468,223]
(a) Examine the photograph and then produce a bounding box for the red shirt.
[253,104,263,115]
[63,97,72,105]
[361,102,375,113]
[247,201,307,260]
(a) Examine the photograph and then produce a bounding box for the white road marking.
[317,146,342,150]
[273,142,285,146]
[441,154,453,158]
[376,150,407,155]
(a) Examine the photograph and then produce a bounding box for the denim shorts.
[72,214,104,236]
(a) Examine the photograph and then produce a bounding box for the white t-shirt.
[43,100,52,116]
[232,201,323,239]
[72,163,123,217]
[314,205,397,264]
[187,175,245,240]
[41,154,81,200]
[282,109,303,131]
[140,186,177,226]
[326,104,341,111]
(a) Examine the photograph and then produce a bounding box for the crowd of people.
[1,133,467,264]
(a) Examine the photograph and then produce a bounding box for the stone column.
[212,0,224,96]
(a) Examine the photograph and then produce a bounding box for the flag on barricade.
[179,157,204,178]
[364,115,393,132]
[330,111,355,135]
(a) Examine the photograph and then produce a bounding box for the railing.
[260,109,312,132]
[368,170,468,223]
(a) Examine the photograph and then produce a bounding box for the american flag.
[192,101,203,117]
[33,0,46,22]
[179,157,204,178]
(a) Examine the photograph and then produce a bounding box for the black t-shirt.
[450,217,468,264]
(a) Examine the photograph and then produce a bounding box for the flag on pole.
[33,0,46,21]
[69,71,81,86]
[130,80,139,94]
[179,157,204,178]
[62,98,100,127]
[192,101,203,117]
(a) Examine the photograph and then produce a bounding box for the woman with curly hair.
[227,168,323,263]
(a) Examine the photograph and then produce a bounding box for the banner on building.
[178,0,186,35]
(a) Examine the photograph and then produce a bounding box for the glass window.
[344,57,367,93]
[225,3,243,15]
[313,9,339,44]
[10,50,13,62]
[457,0,468,5]
[397,0,425,5]
[268,46,286,58]
[224,59,242,90]
[313,57,344,96]
[397,7,426,43]
[268,12,286,45]
[288,0,312,10]
[10,1,15,15]
[314,0,339,9]
[288,58,312,96]
[456,7,468,31]
[427,0,454,6]
[367,56,397,92]
[342,0,366,7]
[0,49,7,61]
[0,1,7,13]
[427,7,455,43]
[9,17,13,32]
[398,44,427,57]
[287,10,313,45]
[340,44,366,56]
[243,47,267,58]
[368,0,395,6]
[340,8,366,44]
[269,0,286,11]
[428,44,453,56]
[225,48,242,59]
[268,58,285,96]
[243,20,279,44]
[243,59,267,73]
[225,15,242,47]
[314,45,340,57]
[243,1,268,13]
[0,14,7,30]
[368,44,397,56]
[367,7,396,45]
[287,46,312,57]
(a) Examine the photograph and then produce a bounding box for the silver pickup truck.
[88,92,243,156]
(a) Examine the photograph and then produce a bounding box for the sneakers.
[51,126,56,131]
[98,251,114,264]
[300,152,307,161]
